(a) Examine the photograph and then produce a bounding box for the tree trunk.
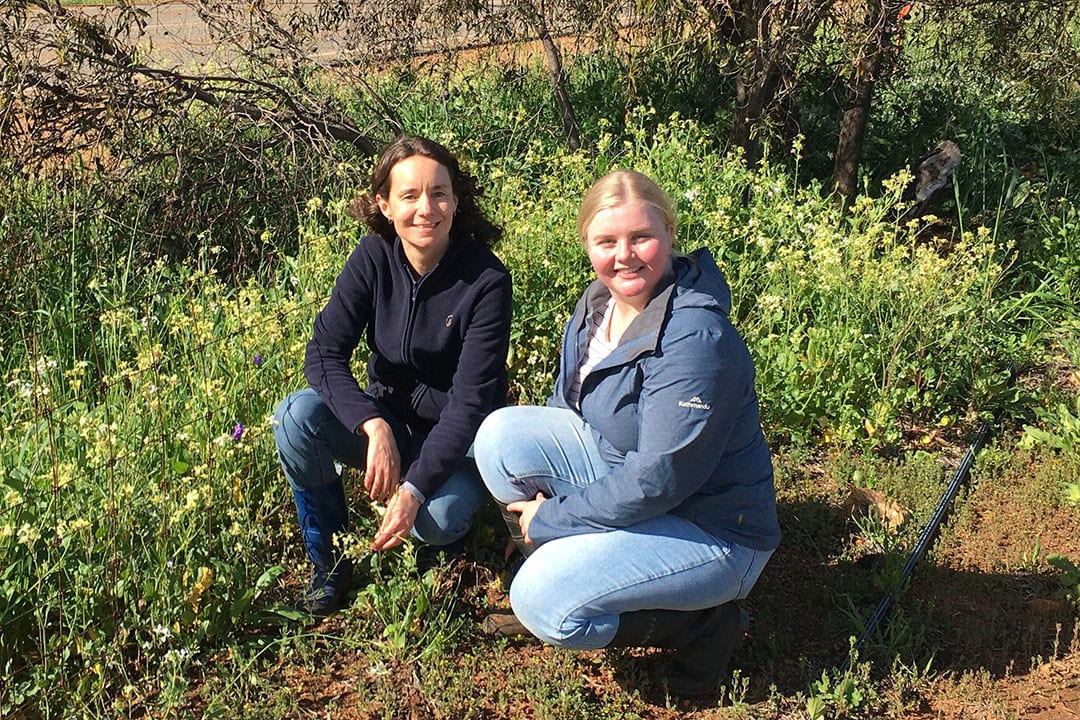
[725,0,826,168]
[514,0,582,151]
[727,0,773,166]
[833,71,876,200]
[730,63,781,167]
[537,23,582,151]
[833,1,907,200]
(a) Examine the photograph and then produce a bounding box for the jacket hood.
[670,247,732,316]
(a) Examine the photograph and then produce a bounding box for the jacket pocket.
[411,382,448,423]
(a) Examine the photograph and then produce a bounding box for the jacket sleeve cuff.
[348,405,385,436]
[403,464,441,502]
[400,481,426,505]
[526,502,564,545]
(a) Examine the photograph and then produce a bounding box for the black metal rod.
[852,419,993,655]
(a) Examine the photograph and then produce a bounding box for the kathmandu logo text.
[678,396,711,410]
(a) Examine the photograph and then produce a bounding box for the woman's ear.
[376,194,391,221]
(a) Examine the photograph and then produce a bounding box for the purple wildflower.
[253,354,264,367]
[232,423,245,441]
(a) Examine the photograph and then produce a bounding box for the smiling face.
[584,201,674,311]
[376,155,458,274]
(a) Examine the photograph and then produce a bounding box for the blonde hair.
[576,170,677,244]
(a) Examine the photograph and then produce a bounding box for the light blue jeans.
[474,406,773,650]
[273,389,488,546]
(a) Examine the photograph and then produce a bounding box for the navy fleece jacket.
[304,231,512,500]
[532,248,781,551]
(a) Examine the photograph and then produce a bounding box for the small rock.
[843,486,910,533]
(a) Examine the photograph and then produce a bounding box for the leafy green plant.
[807,646,877,719]
[1047,553,1080,611]
[1021,395,1080,454]
[0,214,338,715]
[1021,534,1045,572]
[356,544,467,662]
[720,668,751,710]
[1063,482,1080,507]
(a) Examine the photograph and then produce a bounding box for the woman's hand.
[361,416,400,504]
[371,487,421,551]
[507,492,547,545]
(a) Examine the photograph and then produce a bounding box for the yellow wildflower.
[188,566,214,613]
[17,523,40,546]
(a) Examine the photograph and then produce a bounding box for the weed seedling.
[1047,553,1080,610]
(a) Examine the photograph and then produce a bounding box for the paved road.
[73,0,522,69]
[129,1,223,66]
[90,0,356,68]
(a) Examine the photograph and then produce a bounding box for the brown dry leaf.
[843,486,910,533]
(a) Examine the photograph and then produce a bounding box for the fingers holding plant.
[372,487,421,551]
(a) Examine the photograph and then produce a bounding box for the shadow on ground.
[733,496,1076,703]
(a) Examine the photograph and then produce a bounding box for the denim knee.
[273,389,339,491]
[273,389,324,444]
[410,465,487,546]
[410,510,470,547]
[473,407,516,499]
[410,487,474,546]
[508,554,610,650]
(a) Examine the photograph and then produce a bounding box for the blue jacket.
[529,248,780,551]
[304,231,512,500]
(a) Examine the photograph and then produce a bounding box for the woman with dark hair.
[474,170,779,699]
[273,135,512,617]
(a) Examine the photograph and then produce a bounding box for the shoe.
[665,603,749,698]
[481,609,532,637]
[296,560,353,618]
[290,479,350,618]
[609,602,749,699]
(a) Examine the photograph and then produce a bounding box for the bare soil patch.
[177,442,1080,716]
[192,444,1078,718]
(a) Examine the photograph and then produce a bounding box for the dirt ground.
[208,444,1080,719]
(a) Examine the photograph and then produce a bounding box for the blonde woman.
[474,170,779,698]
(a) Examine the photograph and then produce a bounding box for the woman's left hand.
[507,492,547,545]
[371,487,421,551]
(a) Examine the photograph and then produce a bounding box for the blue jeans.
[273,388,487,546]
[474,406,773,650]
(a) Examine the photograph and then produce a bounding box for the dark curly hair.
[347,135,503,247]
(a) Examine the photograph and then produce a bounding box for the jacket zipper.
[401,271,419,366]
[401,263,430,368]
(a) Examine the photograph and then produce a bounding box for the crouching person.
[273,135,512,617]
[473,170,779,699]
